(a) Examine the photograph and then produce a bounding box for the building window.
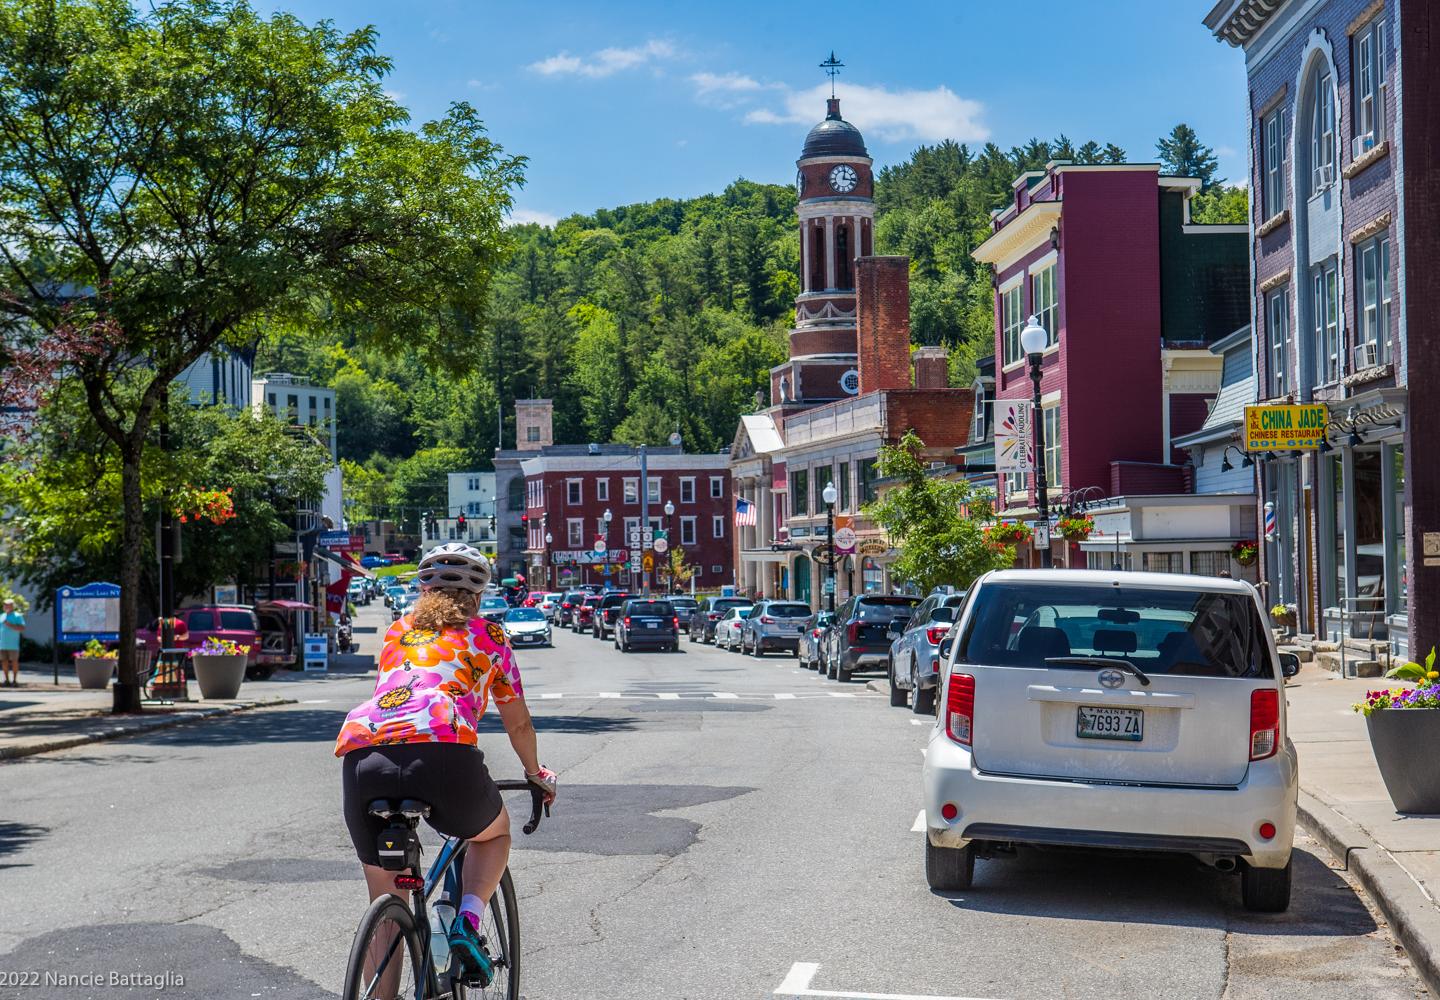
[1031,264,1058,346]
[624,517,640,539]
[1142,551,1183,573]
[712,515,725,539]
[1189,551,1232,577]
[1310,72,1335,193]
[596,478,609,502]
[1042,403,1062,490]
[680,477,695,504]
[526,425,541,442]
[286,393,298,421]
[791,468,809,516]
[1353,18,1387,152]
[1313,260,1340,384]
[838,461,851,512]
[1266,288,1289,397]
[1262,109,1285,216]
[710,476,724,498]
[567,519,584,547]
[858,458,878,505]
[680,516,697,546]
[567,479,582,505]
[971,388,990,443]
[815,464,834,510]
[1087,550,1132,571]
[646,477,661,504]
[1003,471,1025,502]
[1356,233,1391,367]
[623,478,639,504]
[1001,282,1023,366]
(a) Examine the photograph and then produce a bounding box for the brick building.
[972,161,1249,568]
[1205,0,1436,658]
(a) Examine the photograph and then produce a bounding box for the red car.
[572,595,602,632]
[523,590,546,608]
[137,605,280,679]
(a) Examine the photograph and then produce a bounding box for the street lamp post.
[602,507,613,588]
[1020,314,1052,568]
[663,499,675,593]
[544,531,553,590]
[822,481,838,611]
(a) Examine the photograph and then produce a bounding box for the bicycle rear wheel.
[342,894,427,1000]
[455,868,520,1000]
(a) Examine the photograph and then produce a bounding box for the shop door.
[793,555,811,605]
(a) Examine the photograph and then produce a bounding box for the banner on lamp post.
[995,400,1033,474]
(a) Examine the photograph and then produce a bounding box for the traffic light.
[456,513,467,533]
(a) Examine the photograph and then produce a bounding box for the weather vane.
[820,51,844,98]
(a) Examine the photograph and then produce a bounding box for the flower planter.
[192,653,247,700]
[74,657,114,690]
[1366,709,1440,814]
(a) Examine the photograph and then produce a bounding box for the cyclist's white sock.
[458,894,486,932]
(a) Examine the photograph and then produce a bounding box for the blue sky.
[261,1,1250,225]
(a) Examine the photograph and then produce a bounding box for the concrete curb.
[0,698,298,762]
[1297,789,1440,996]
[864,679,887,695]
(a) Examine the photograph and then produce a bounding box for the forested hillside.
[257,126,1242,517]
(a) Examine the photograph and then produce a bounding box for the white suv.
[922,570,1300,911]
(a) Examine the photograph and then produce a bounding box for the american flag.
[734,497,757,526]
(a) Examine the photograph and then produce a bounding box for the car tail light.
[1250,688,1279,760]
[562,602,571,608]
[925,625,950,645]
[847,622,860,643]
[811,629,821,638]
[760,616,775,624]
[623,617,631,628]
[672,617,679,629]
[945,673,974,746]
[708,612,721,620]
[940,802,958,822]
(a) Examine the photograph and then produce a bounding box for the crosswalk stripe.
[713,692,738,699]
[598,691,622,698]
[829,692,856,698]
[774,693,796,700]
[657,693,680,700]
[538,692,563,699]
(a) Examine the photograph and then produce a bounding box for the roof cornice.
[972,201,1062,272]
[1205,0,1286,48]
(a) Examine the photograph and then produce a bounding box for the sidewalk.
[1284,663,1440,994]
[0,660,296,761]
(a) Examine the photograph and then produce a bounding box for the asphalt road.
[0,601,1427,1000]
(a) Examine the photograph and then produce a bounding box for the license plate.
[1076,706,1143,741]
[646,621,658,628]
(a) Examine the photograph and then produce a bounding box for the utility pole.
[639,444,649,595]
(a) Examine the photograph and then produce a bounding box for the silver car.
[888,591,968,714]
[739,601,813,657]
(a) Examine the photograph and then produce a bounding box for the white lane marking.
[829,692,856,698]
[910,810,926,833]
[774,693,797,700]
[538,692,563,699]
[598,691,622,699]
[774,962,999,1000]
[910,719,926,726]
[657,693,680,700]
[713,692,738,699]
[300,699,330,704]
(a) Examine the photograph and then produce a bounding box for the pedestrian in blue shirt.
[0,598,24,687]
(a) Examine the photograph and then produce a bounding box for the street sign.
[642,529,654,544]
[824,579,835,594]
[56,582,121,643]
[643,553,655,572]
[1245,404,1328,451]
[652,537,669,554]
[591,547,608,562]
[1033,521,1051,551]
[318,529,351,549]
[628,527,641,544]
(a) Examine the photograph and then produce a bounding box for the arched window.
[835,224,851,289]
[507,476,525,512]
[810,225,826,290]
[1307,69,1335,195]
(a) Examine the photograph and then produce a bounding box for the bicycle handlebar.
[494,778,550,835]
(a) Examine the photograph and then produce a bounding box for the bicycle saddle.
[367,798,432,820]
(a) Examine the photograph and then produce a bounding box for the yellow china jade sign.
[1244,404,1328,451]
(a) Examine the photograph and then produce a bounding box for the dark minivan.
[689,596,755,644]
[614,599,680,652]
[824,594,922,682]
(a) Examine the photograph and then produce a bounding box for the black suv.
[592,592,631,639]
[614,599,680,653]
[557,591,587,628]
[823,594,922,682]
[668,596,699,632]
[689,596,755,644]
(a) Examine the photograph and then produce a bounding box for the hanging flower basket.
[1056,515,1095,542]
[985,522,1033,548]
[171,485,237,525]
[1232,539,1259,566]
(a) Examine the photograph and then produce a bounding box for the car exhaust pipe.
[1214,856,1237,873]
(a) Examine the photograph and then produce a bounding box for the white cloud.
[743,82,989,145]
[690,71,765,95]
[384,88,407,104]
[529,40,675,79]
[507,207,560,228]
[1216,144,1238,159]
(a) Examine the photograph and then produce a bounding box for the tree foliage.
[1156,123,1222,190]
[863,431,1013,593]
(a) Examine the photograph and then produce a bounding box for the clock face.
[829,164,858,193]
[796,169,804,196]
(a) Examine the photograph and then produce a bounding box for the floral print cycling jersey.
[334,615,522,757]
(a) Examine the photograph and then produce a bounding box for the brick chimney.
[912,346,949,389]
[856,256,911,394]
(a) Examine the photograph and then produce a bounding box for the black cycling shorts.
[341,742,504,866]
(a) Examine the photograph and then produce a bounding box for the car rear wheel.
[924,837,974,891]
[888,660,907,707]
[826,654,837,681]
[912,658,936,715]
[1240,858,1291,912]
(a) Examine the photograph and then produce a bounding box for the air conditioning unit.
[1351,133,1376,159]
[1355,341,1380,370]
[1316,164,1334,188]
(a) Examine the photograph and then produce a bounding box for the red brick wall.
[856,256,911,394]
[1110,461,1186,497]
[912,347,949,389]
[789,325,857,358]
[885,389,975,451]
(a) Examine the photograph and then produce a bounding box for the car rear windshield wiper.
[1044,656,1152,687]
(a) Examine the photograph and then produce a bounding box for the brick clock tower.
[771,76,873,407]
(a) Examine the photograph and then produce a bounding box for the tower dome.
[802,98,867,158]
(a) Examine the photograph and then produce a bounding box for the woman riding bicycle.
[335,543,556,986]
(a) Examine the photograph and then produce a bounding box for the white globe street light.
[1020,314,1049,357]
[663,500,675,516]
[821,481,838,506]
[1020,314,1052,567]
[821,480,839,612]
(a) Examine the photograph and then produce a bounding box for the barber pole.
[1263,501,1276,541]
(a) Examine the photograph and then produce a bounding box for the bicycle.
[341,779,550,1000]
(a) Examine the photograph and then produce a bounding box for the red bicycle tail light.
[945,673,975,746]
[393,874,424,891]
[925,625,950,646]
[1249,688,1279,761]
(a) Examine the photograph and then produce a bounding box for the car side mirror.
[938,637,955,661]
[1279,652,1301,678]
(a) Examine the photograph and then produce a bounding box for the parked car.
[592,592,632,639]
[613,598,680,653]
[668,596,699,632]
[738,601,812,656]
[557,591,588,627]
[137,605,274,679]
[346,579,370,607]
[477,595,511,623]
[502,607,552,647]
[523,590,546,608]
[888,591,969,714]
[797,611,835,669]
[689,597,754,644]
[360,554,390,568]
[573,594,602,632]
[390,592,419,621]
[921,569,1302,908]
[714,606,751,651]
[821,594,922,681]
[383,585,406,608]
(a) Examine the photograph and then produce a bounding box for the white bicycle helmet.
[416,542,492,594]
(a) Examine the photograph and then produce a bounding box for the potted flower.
[1353,647,1440,814]
[73,639,117,689]
[1056,514,1095,542]
[189,637,250,700]
[984,522,1033,547]
[1270,604,1297,630]
[1232,539,1259,567]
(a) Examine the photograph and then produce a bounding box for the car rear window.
[187,610,214,630]
[768,603,810,617]
[853,597,920,621]
[713,599,752,613]
[627,601,673,616]
[957,582,1272,679]
[583,596,601,606]
[220,611,256,630]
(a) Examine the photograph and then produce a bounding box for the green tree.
[0,0,522,709]
[1156,124,1222,189]
[1190,184,1249,224]
[862,431,1013,593]
[390,447,468,530]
